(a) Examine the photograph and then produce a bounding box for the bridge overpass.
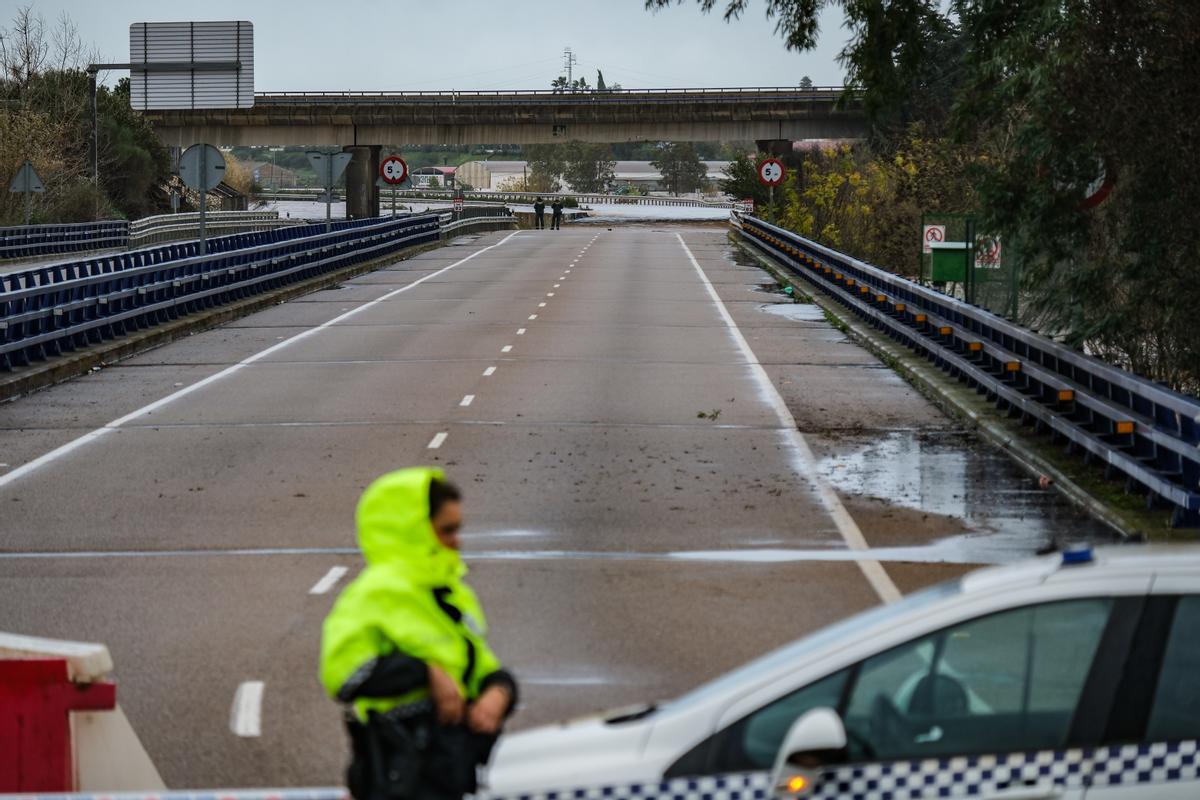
[143,87,866,148]
[144,87,865,218]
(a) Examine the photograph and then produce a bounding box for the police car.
[484,546,1200,800]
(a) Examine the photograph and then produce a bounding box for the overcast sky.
[5,0,851,91]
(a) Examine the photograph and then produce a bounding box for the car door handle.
[981,785,1062,800]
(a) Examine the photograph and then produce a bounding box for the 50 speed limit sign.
[758,158,785,186]
[380,155,409,185]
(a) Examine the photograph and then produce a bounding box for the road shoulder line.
[675,233,902,604]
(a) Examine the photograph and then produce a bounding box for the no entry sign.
[758,159,785,186]
[380,155,409,185]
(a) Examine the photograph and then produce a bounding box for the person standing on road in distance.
[321,468,518,800]
[550,198,564,229]
[533,196,546,229]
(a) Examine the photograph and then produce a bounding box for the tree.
[525,143,566,191]
[799,75,813,89]
[561,141,615,192]
[550,75,569,93]
[596,70,607,91]
[651,142,708,195]
[720,153,770,207]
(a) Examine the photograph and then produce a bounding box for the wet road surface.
[0,227,1112,787]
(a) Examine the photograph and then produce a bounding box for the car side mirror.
[770,708,846,798]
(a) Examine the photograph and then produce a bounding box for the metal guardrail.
[129,211,289,245]
[1,213,298,262]
[0,221,129,261]
[0,215,441,370]
[734,213,1200,527]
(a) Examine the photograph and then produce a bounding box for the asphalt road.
[0,226,1110,788]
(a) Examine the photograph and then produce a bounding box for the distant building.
[411,166,456,188]
[454,160,731,192]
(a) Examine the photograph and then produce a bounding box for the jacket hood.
[356,467,465,585]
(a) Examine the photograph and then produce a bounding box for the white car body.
[484,546,1200,800]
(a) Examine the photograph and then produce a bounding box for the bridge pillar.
[755,139,793,158]
[343,145,381,219]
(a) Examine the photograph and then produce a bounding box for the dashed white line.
[674,233,901,605]
[460,395,475,407]
[0,230,525,490]
[517,328,526,335]
[547,293,555,297]
[309,566,349,595]
[427,432,449,449]
[230,681,264,737]
[554,284,561,288]
[501,345,513,353]
[528,314,538,320]
[538,302,547,308]
[483,367,497,377]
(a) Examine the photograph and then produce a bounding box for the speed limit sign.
[758,158,785,186]
[380,155,408,185]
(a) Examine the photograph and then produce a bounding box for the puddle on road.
[816,431,1119,552]
[759,302,826,323]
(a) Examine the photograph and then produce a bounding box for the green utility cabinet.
[929,241,970,282]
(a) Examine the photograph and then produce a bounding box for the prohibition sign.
[758,158,785,186]
[380,155,409,185]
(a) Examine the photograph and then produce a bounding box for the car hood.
[484,708,659,794]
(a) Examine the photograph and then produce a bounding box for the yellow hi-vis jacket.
[319,467,504,721]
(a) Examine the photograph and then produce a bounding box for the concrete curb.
[0,222,515,404]
[734,236,1157,541]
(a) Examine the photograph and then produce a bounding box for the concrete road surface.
[0,227,1110,788]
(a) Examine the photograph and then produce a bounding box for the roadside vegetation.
[674,0,1200,393]
[0,6,172,224]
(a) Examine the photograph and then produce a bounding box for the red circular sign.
[380,155,408,185]
[758,158,785,186]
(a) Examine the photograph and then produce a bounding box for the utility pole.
[563,47,577,87]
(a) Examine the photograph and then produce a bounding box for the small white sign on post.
[9,160,45,226]
[922,224,946,254]
[976,234,1002,269]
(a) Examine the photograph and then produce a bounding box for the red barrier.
[0,658,117,791]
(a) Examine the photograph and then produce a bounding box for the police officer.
[321,469,518,800]
[550,198,564,230]
[533,196,546,229]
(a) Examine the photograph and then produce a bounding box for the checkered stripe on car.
[807,748,1090,799]
[1088,740,1200,787]
[494,773,772,800]
[486,740,1199,800]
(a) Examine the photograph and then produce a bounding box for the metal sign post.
[757,158,785,222]
[178,144,226,255]
[307,152,353,233]
[9,161,46,225]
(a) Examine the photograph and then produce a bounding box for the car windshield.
[660,579,963,713]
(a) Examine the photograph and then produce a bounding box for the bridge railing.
[734,213,1200,527]
[255,85,848,103]
[0,215,441,371]
[259,188,733,209]
[0,221,129,261]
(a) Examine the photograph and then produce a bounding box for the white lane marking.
[427,432,449,449]
[230,681,264,737]
[565,269,571,274]
[460,395,475,407]
[308,566,349,595]
[528,314,538,320]
[0,231,525,490]
[483,366,497,376]
[674,233,902,605]
[501,345,513,353]
[547,293,555,297]
[538,302,547,308]
[553,284,561,288]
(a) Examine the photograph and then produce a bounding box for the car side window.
[1145,595,1200,741]
[842,599,1112,762]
